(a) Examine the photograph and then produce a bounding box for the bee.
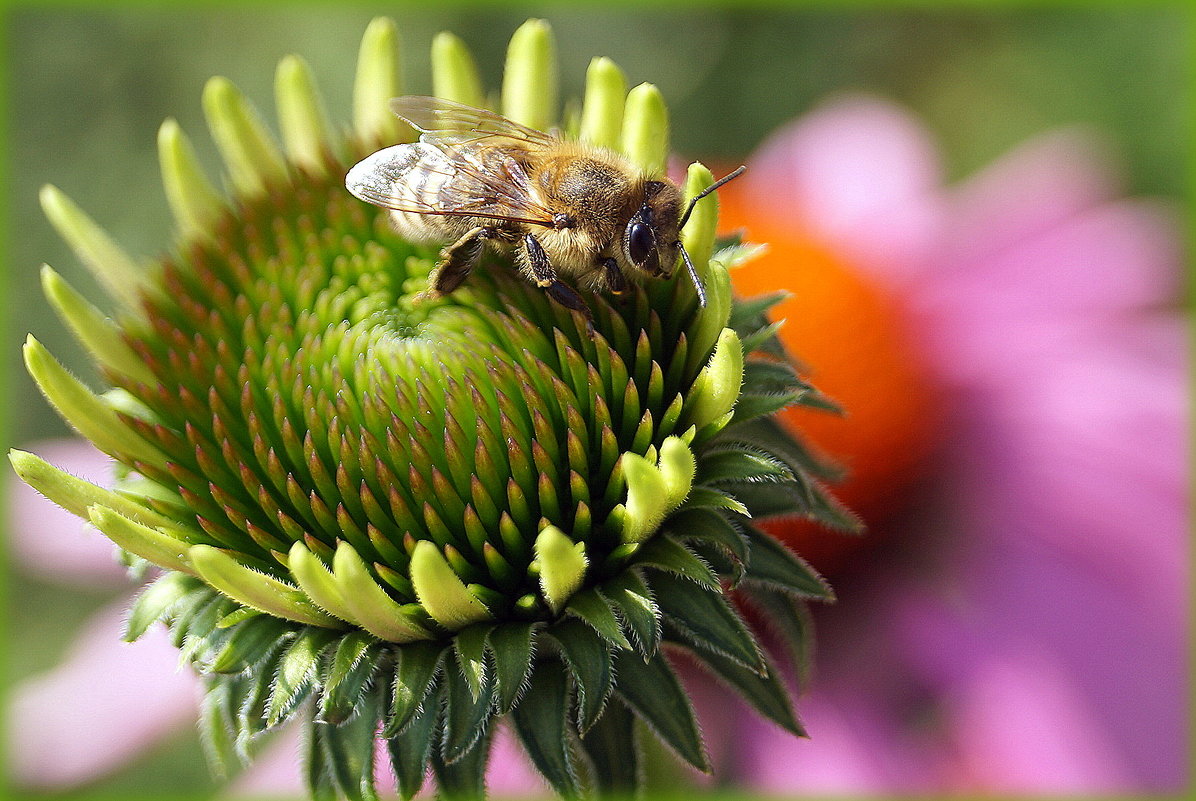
[345,96,744,323]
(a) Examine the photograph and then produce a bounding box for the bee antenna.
[678,165,747,230]
[677,241,708,308]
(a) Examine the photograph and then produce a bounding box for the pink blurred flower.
[719,95,1188,794]
[5,440,203,790]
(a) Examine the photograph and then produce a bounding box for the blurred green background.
[2,3,1188,798]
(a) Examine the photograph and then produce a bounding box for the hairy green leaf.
[612,649,708,772]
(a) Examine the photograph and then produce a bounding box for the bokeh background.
[3,3,1188,799]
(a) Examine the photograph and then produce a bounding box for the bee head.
[623,180,681,279]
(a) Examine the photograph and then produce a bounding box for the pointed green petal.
[157,118,223,240]
[619,452,668,544]
[534,525,588,614]
[689,328,744,430]
[620,83,668,175]
[410,540,493,629]
[9,449,166,528]
[579,57,625,150]
[275,54,332,174]
[288,541,355,624]
[88,505,195,575]
[39,184,148,311]
[332,542,433,643]
[40,265,156,385]
[511,664,580,798]
[24,336,161,465]
[202,76,287,197]
[502,19,557,130]
[431,32,483,107]
[353,17,404,143]
[189,544,342,628]
[385,641,444,738]
[658,436,696,509]
[681,163,719,277]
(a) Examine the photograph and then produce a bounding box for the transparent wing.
[390,96,557,149]
[345,141,556,227]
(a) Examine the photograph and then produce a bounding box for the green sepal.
[579,700,639,796]
[698,448,794,485]
[385,641,445,737]
[731,391,805,425]
[210,614,295,673]
[600,570,659,656]
[612,649,709,773]
[633,535,719,590]
[512,661,580,798]
[442,656,495,763]
[217,607,262,628]
[454,623,494,700]
[680,486,751,517]
[565,588,632,650]
[547,619,613,734]
[649,572,764,674]
[317,683,385,801]
[387,694,441,801]
[124,572,203,642]
[738,320,787,356]
[267,627,340,726]
[198,677,241,779]
[487,622,536,713]
[321,632,382,724]
[682,638,804,737]
[665,508,749,576]
[430,723,490,801]
[742,526,835,600]
[740,585,815,686]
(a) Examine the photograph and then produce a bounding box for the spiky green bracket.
[13,17,855,801]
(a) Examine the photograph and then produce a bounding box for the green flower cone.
[13,18,857,800]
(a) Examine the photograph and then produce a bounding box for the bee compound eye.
[628,222,655,265]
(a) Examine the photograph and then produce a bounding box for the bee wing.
[345,141,557,227]
[390,96,557,148]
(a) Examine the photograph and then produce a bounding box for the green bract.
[12,17,854,801]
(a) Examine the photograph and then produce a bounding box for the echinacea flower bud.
[12,17,855,800]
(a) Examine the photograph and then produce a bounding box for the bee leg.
[421,226,492,300]
[522,233,594,330]
[599,257,629,298]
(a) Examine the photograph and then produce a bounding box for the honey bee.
[345,96,744,323]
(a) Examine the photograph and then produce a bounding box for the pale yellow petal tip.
[534,525,588,614]
[502,18,558,131]
[409,540,493,630]
[275,53,331,172]
[621,83,669,175]
[157,117,223,239]
[580,56,627,149]
[354,17,403,143]
[203,75,287,197]
[431,31,484,107]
